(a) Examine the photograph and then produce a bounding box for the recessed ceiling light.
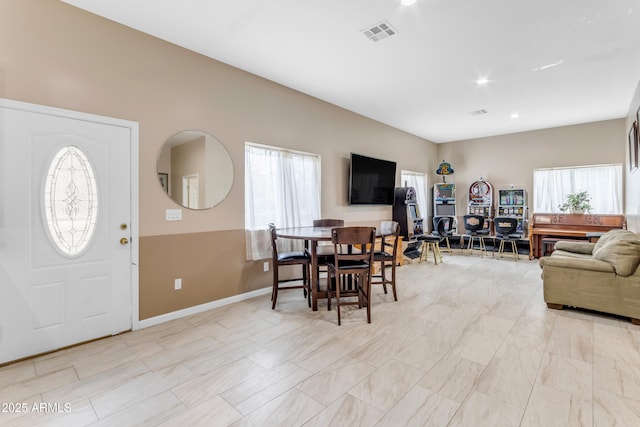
[510,113,520,119]
[401,0,417,5]
[475,77,490,86]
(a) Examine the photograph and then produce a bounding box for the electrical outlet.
[263,261,269,272]
[174,278,182,290]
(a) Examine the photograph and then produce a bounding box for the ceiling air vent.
[470,109,488,116]
[361,20,397,42]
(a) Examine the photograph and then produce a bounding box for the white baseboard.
[135,286,272,330]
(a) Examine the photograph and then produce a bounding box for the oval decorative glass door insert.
[44,145,98,256]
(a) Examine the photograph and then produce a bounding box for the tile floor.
[1,253,640,426]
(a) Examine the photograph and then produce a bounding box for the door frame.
[1,97,141,329]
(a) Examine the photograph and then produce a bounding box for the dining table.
[276,225,395,311]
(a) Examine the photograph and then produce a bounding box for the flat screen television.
[349,153,396,205]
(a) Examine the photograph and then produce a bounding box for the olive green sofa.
[539,229,640,324]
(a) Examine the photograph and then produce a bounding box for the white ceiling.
[62,0,640,143]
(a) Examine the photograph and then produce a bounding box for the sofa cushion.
[539,255,616,273]
[550,249,593,260]
[554,241,595,255]
[592,230,640,276]
[593,229,632,253]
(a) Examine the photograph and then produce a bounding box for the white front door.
[0,99,138,364]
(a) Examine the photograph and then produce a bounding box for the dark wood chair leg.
[336,276,341,326]
[271,266,279,310]
[631,318,640,325]
[380,263,388,294]
[365,273,371,323]
[302,264,307,298]
[305,264,311,308]
[391,264,397,301]
[327,273,332,311]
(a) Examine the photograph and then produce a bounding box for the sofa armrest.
[553,241,595,255]
[539,256,615,273]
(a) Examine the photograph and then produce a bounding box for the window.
[245,143,321,260]
[44,145,98,257]
[533,164,622,214]
[401,170,428,219]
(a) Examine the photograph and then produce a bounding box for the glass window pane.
[244,142,321,260]
[44,146,99,256]
[401,170,427,220]
[533,164,622,214]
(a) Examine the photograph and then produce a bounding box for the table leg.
[311,241,318,311]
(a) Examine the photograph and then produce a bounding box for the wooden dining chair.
[269,223,311,309]
[310,218,345,277]
[326,226,376,325]
[372,221,400,301]
[313,219,345,228]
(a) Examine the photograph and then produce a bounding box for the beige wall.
[625,81,640,233]
[0,0,436,319]
[437,119,626,231]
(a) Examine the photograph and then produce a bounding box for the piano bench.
[586,232,605,243]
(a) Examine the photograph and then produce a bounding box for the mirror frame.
[157,130,234,210]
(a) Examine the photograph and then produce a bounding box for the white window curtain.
[533,164,622,214]
[245,143,321,260]
[401,170,428,221]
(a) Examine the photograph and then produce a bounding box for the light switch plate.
[166,209,182,221]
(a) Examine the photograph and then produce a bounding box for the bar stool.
[494,217,521,260]
[432,215,454,254]
[462,214,489,256]
[418,217,450,265]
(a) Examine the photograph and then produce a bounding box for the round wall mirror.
[157,130,234,209]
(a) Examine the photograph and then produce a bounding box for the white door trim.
[0,97,140,330]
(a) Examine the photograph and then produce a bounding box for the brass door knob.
[120,237,129,245]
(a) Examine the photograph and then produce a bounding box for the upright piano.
[529,213,626,259]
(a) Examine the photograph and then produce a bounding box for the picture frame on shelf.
[158,172,169,193]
